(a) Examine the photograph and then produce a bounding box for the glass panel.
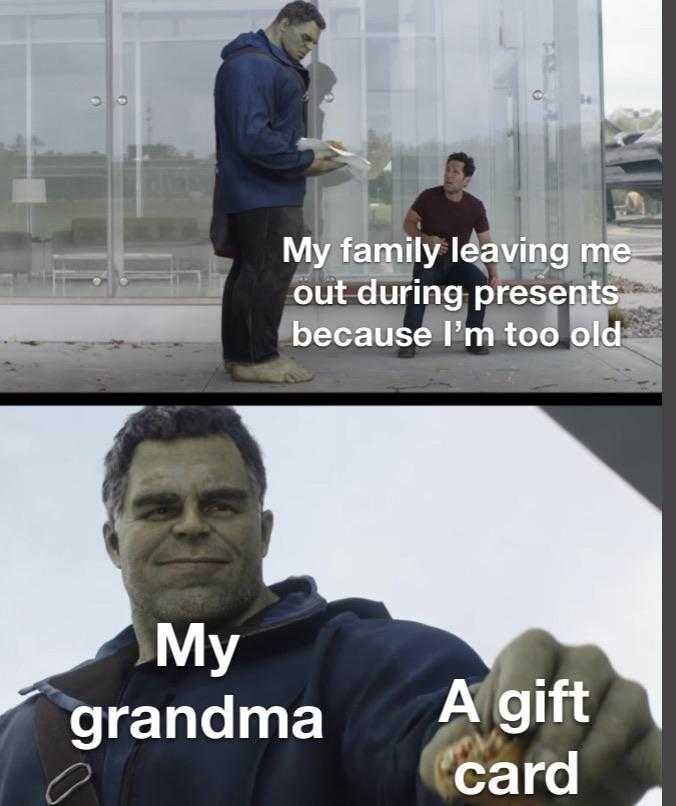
[575,0,605,280]
[117,34,214,297]
[365,1,397,33]
[366,0,435,33]
[31,13,104,41]
[137,14,174,41]
[308,21,366,277]
[0,44,26,237]
[329,7,359,35]
[250,9,279,31]
[517,0,604,281]
[117,3,285,297]
[0,2,107,299]
[178,12,252,39]
[0,12,25,40]
[314,0,603,285]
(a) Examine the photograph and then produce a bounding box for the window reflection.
[0,0,605,299]
[0,4,107,297]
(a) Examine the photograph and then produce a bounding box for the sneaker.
[397,344,416,359]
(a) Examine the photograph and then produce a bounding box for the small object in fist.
[434,727,546,805]
[327,139,348,152]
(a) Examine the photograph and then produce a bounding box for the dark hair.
[446,152,476,178]
[274,1,326,29]
[102,406,266,524]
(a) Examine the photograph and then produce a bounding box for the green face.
[280,19,321,62]
[104,435,272,626]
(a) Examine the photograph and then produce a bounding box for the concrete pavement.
[607,223,662,288]
[611,257,662,289]
[0,338,661,394]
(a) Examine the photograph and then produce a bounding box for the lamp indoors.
[12,177,46,237]
[12,178,46,205]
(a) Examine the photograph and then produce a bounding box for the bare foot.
[230,356,315,384]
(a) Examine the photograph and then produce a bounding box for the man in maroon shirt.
[398,152,499,358]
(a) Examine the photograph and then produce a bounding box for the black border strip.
[0,393,662,406]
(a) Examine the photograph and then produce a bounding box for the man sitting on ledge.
[398,152,499,359]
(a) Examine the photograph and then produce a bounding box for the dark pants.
[402,257,489,333]
[221,206,304,364]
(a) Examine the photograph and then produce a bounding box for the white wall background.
[1,406,661,804]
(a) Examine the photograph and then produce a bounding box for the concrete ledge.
[0,299,608,343]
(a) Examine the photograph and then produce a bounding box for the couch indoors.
[0,231,32,292]
[50,217,211,287]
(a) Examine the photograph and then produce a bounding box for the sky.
[0,406,662,803]
[603,0,662,112]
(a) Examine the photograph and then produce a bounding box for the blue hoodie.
[214,30,315,214]
[0,577,487,805]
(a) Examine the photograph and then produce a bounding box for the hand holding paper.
[298,137,372,180]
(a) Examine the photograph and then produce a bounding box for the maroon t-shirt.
[411,187,490,247]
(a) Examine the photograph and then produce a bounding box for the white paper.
[297,137,372,181]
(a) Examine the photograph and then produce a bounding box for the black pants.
[402,257,489,333]
[221,206,304,364]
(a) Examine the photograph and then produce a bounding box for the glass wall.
[114,3,284,298]
[0,0,604,299]
[0,1,108,297]
[315,0,606,281]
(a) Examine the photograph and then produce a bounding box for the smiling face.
[104,435,273,628]
[279,19,321,62]
[444,160,471,195]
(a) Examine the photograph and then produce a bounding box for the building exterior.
[0,0,605,338]
[605,124,662,201]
